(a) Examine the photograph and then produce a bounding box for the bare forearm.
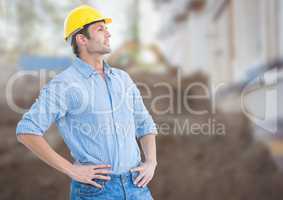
[139,133,157,164]
[17,134,73,177]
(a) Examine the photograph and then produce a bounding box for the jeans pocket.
[77,179,106,197]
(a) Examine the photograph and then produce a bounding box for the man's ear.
[76,34,88,46]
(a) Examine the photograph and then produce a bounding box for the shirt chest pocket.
[70,89,113,115]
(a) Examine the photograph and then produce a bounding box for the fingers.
[131,165,146,187]
[88,180,103,189]
[136,174,152,187]
[93,174,111,181]
[131,165,153,187]
[138,175,151,187]
[134,172,145,186]
[92,164,112,169]
[71,164,113,187]
[94,169,113,175]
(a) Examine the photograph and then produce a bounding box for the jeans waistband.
[109,170,136,179]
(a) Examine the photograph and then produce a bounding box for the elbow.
[16,134,33,144]
[16,133,43,144]
[17,134,26,144]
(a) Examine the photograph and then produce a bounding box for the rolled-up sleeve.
[130,80,158,139]
[16,81,68,136]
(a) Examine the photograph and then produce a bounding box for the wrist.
[64,162,75,177]
[145,159,157,166]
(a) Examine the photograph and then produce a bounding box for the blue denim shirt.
[16,58,157,174]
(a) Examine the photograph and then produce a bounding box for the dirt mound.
[150,112,283,200]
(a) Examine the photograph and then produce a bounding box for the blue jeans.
[70,171,154,200]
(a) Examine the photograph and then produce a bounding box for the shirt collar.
[73,57,113,79]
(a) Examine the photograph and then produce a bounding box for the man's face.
[82,21,111,55]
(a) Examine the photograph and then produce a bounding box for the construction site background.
[1,0,283,199]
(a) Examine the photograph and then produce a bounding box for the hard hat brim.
[65,17,112,41]
[104,18,112,24]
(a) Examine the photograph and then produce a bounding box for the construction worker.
[16,5,157,200]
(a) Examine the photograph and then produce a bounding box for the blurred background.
[1,0,283,199]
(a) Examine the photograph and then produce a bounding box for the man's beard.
[87,46,111,55]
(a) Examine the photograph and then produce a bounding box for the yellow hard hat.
[64,5,112,41]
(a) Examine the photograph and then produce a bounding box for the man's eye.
[97,27,107,31]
